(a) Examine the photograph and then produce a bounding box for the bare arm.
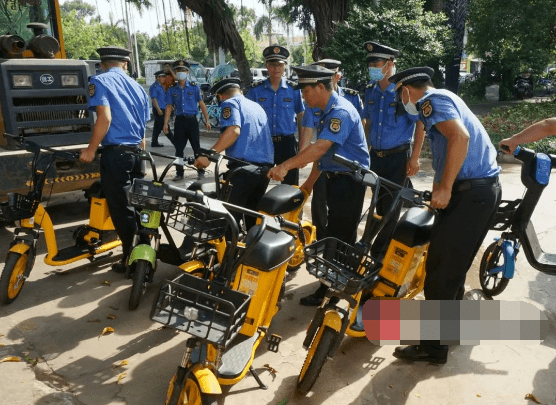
[152,98,162,115]
[80,105,111,162]
[163,105,172,133]
[433,118,470,209]
[194,126,240,169]
[297,111,304,138]
[268,139,332,181]
[499,117,556,153]
[300,162,321,195]
[299,126,314,152]
[407,121,425,177]
[364,120,371,148]
[199,100,211,131]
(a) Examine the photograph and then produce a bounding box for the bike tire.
[0,249,32,305]
[167,372,218,405]
[287,225,314,271]
[479,242,510,297]
[297,326,337,395]
[208,114,219,128]
[129,260,150,310]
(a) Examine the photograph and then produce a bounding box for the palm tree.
[253,0,287,46]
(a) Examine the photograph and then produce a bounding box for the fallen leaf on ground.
[108,306,119,311]
[100,280,110,286]
[1,356,22,363]
[477,394,482,397]
[114,360,129,368]
[87,319,100,323]
[0,334,3,338]
[99,327,114,338]
[263,364,277,374]
[107,314,116,320]
[415,394,420,398]
[404,392,409,397]
[0,343,4,347]
[116,372,127,384]
[525,393,543,404]
[388,385,393,389]
[29,358,39,367]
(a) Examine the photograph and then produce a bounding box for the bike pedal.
[267,334,282,353]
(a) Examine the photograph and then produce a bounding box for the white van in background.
[251,68,269,82]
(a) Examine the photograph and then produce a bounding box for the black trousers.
[273,135,298,186]
[423,179,501,356]
[100,148,144,259]
[174,115,200,175]
[225,164,271,231]
[152,108,173,145]
[369,148,411,257]
[311,174,327,240]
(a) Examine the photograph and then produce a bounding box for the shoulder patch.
[366,82,377,89]
[190,81,197,86]
[329,118,341,134]
[89,84,95,97]
[222,107,232,119]
[343,88,358,95]
[421,99,433,118]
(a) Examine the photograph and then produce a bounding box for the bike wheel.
[166,373,217,405]
[479,242,510,297]
[0,249,32,305]
[297,326,337,395]
[208,114,219,128]
[287,225,313,271]
[129,260,150,310]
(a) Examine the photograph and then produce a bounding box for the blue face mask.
[176,72,188,81]
[368,66,386,81]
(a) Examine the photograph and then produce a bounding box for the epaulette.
[342,87,359,96]
[251,79,264,88]
[366,81,377,89]
[190,81,197,86]
[286,79,297,87]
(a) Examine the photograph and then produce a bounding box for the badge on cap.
[421,100,433,118]
[89,84,95,97]
[329,118,341,133]
[273,47,280,54]
[222,107,231,119]
[367,44,373,51]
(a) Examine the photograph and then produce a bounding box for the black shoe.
[151,143,164,147]
[393,345,447,364]
[111,261,126,273]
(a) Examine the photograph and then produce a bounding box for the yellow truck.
[0,0,98,202]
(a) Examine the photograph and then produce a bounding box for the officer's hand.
[195,156,210,170]
[205,121,211,131]
[163,123,169,134]
[407,158,420,177]
[79,148,96,163]
[300,181,314,196]
[431,187,451,209]
[157,109,163,116]
[499,138,517,154]
[267,165,288,182]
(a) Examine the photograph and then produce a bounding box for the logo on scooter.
[141,212,150,224]
[40,74,54,85]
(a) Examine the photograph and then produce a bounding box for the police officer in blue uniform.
[79,46,150,273]
[388,67,502,364]
[164,60,210,181]
[299,59,364,245]
[268,65,370,305]
[149,70,173,147]
[363,41,426,257]
[246,45,305,186]
[195,78,274,229]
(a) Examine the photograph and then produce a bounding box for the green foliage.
[466,0,556,100]
[60,0,96,20]
[290,42,313,66]
[480,101,556,153]
[459,78,489,104]
[324,0,454,91]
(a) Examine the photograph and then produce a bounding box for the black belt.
[272,134,294,142]
[324,171,350,179]
[453,177,499,193]
[371,144,410,158]
[177,114,196,118]
[102,144,141,153]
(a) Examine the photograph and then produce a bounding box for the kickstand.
[249,366,268,390]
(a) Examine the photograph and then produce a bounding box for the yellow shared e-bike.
[0,139,120,304]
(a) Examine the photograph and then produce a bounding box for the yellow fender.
[178,261,206,274]
[321,309,343,333]
[190,364,222,394]
[10,242,31,255]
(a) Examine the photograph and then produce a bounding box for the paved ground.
[1,125,556,405]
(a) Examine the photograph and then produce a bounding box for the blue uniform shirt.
[246,78,304,136]
[219,94,274,165]
[302,88,363,128]
[338,87,363,118]
[315,92,370,172]
[363,82,418,149]
[149,81,167,110]
[88,67,149,146]
[416,88,500,184]
[166,81,201,116]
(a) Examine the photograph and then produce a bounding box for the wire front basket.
[128,179,176,213]
[166,202,228,242]
[150,272,251,347]
[0,193,40,222]
[304,238,379,295]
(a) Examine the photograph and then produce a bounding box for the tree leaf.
[87,319,100,323]
[116,372,127,384]
[99,327,114,338]
[114,360,129,368]
[107,314,117,320]
[525,393,543,404]
[1,356,22,363]
[100,280,111,286]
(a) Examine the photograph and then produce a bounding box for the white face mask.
[402,87,419,115]
[176,72,188,81]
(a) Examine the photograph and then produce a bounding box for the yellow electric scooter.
[0,140,120,304]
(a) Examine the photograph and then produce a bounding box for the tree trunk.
[303,0,350,60]
[177,0,251,89]
[443,0,467,94]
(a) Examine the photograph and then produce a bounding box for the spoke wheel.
[0,250,32,305]
[287,225,313,271]
[479,242,510,297]
[297,326,337,395]
[129,260,150,310]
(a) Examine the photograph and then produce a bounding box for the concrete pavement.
[1,131,555,405]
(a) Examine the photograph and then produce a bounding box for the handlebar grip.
[423,190,432,202]
[165,184,201,201]
[332,153,360,171]
[278,217,300,232]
